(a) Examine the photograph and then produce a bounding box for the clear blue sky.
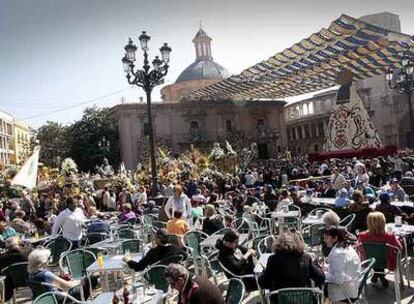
[0,0,413,128]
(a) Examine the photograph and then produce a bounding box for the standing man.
[51,197,86,248]
[101,187,111,211]
[164,185,192,219]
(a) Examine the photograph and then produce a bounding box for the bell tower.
[192,26,213,61]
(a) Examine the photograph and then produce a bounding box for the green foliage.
[35,121,71,167]
[35,107,119,172]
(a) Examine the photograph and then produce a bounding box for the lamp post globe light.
[386,53,414,148]
[122,31,172,196]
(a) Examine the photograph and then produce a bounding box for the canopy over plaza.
[184,14,414,101]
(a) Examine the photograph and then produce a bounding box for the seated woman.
[258,232,325,303]
[357,211,402,288]
[348,190,372,232]
[27,248,97,302]
[123,228,187,271]
[202,204,224,235]
[216,229,257,291]
[118,203,136,223]
[324,226,360,303]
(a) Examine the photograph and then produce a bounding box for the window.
[190,121,201,141]
[303,103,308,115]
[314,144,319,152]
[318,122,325,137]
[311,123,317,138]
[225,120,232,132]
[190,121,199,129]
[291,128,296,140]
[257,119,265,137]
[287,129,291,141]
[304,125,310,139]
[308,101,314,114]
[297,126,303,139]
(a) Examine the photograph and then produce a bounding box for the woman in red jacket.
[357,212,402,288]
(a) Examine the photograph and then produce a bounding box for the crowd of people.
[0,151,412,303]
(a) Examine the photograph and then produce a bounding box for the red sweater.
[357,231,402,271]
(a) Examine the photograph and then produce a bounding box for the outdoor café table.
[271,210,300,233]
[302,215,324,226]
[253,253,272,273]
[371,201,414,209]
[87,253,143,291]
[88,239,123,254]
[309,198,336,207]
[92,291,153,304]
[200,233,249,248]
[385,223,414,236]
[23,235,51,245]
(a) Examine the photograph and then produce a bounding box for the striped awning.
[183,14,414,100]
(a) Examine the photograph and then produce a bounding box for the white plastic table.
[254,253,272,273]
[385,223,414,236]
[92,291,153,304]
[302,215,324,226]
[87,253,143,291]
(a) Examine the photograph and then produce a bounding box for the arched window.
[225,120,232,132]
[308,101,314,114]
[303,103,308,115]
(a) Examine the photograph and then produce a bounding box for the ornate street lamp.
[386,54,414,148]
[121,31,171,196]
[98,136,110,153]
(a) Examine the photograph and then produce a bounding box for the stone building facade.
[284,12,412,154]
[108,28,287,170]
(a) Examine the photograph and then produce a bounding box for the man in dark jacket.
[165,263,224,304]
[123,228,187,272]
[0,236,30,301]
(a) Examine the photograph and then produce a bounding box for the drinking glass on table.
[125,249,131,260]
[97,252,104,269]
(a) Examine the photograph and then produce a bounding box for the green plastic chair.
[265,287,323,304]
[218,278,245,304]
[356,258,376,304]
[120,239,141,253]
[357,242,404,304]
[28,281,55,300]
[143,214,154,226]
[117,228,137,239]
[44,238,72,265]
[1,262,29,304]
[59,249,96,301]
[59,249,96,279]
[143,265,169,293]
[184,230,208,257]
[32,291,83,304]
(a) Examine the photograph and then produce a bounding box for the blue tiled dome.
[175,60,230,83]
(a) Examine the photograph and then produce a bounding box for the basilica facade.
[108,28,287,170]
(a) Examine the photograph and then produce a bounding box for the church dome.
[175,28,229,84]
[175,59,229,83]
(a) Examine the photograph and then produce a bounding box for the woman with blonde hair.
[202,204,224,235]
[258,232,325,303]
[357,212,402,288]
